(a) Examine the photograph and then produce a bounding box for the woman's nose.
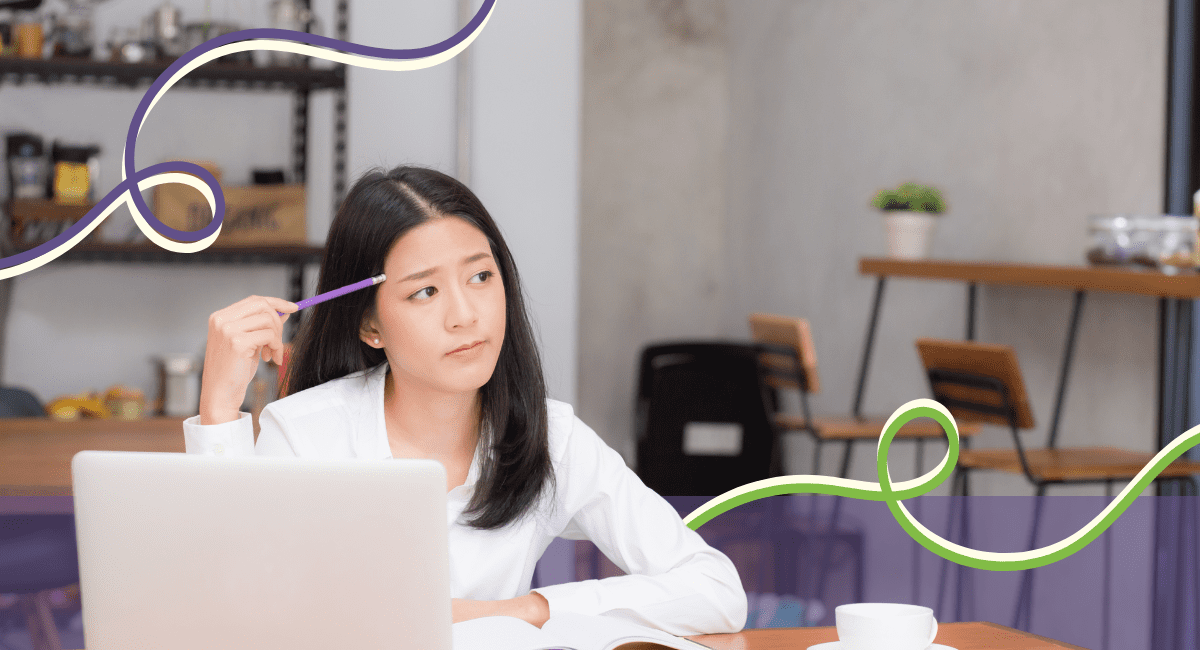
[445,285,478,328]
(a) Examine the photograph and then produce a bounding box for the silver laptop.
[71,451,451,650]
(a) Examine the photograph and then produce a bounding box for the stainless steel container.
[159,353,200,417]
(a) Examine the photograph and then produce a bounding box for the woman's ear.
[359,315,383,349]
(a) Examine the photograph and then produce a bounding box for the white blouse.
[182,363,747,636]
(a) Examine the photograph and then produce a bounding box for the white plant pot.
[884,212,938,259]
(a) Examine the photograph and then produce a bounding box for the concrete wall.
[578,0,730,458]
[725,0,1168,496]
[1,0,581,409]
[469,0,582,405]
[579,0,1169,496]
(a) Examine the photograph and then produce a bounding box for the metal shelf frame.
[0,0,350,362]
[0,56,346,92]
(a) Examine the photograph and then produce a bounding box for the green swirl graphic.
[683,398,1200,571]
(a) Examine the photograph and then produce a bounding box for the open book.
[452,612,714,650]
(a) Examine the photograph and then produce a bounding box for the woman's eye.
[469,270,493,283]
[409,286,436,300]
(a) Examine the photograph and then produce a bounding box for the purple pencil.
[276,274,386,315]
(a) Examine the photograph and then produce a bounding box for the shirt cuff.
[531,580,602,619]
[182,412,255,456]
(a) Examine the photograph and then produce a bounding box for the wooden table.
[856,258,1200,450]
[859,258,1200,296]
[855,257,1200,641]
[59,622,1085,650]
[0,417,185,496]
[689,621,1085,650]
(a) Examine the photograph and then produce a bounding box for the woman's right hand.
[199,295,297,425]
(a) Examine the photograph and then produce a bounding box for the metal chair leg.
[809,439,824,518]
[959,442,977,622]
[837,439,854,480]
[960,478,976,623]
[1013,485,1048,631]
[851,276,887,418]
[757,498,778,597]
[1102,480,1113,650]
[911,439,925,606]
[1192,481,1200,650]
[1171,481,1188,647]
[18,591,63,650]
[954,470,972,623]
[854,533,865,603]
[936,469,966,621]
[1179,477,1200,650]
[590,542,600,580]
[812,441,856,602]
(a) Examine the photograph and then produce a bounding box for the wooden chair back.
[748,313,821,394]
[915,338,1036,430]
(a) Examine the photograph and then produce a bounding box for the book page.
[452,616,554,650]
[541,613,712,650]
[452,613,713,650]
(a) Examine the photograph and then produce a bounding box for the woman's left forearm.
[451,592,550,627]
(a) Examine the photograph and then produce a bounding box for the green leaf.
[871,183,946,213]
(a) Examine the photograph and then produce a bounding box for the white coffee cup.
[835,603,938,650]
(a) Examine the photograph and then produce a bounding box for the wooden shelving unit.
[51,242,324,265]
[0,0,350,346]
[4,198,93,222]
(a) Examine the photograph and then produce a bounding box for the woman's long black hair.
[284,165,553,530]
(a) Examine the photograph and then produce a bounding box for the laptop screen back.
[72,451,451,650]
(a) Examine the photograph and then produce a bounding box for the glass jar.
[1127,215,1162,268]
[56,2,94,58]
[1155,216,1198,274]
[1087,215,1135,265]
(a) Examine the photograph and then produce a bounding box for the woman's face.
[362,216,507,396]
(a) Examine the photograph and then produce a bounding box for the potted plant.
[871,182,947,259]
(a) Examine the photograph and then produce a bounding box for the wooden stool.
[749,313,980,605]
[916,338,1200,644]
[751,313,981,477]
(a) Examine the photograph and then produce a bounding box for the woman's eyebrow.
[398,252,493,283]
[462,252,493,266]
[400,267,437,283]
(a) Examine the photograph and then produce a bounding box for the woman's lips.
[448,341,484,356]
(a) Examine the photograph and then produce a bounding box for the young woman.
[184,165,747,635]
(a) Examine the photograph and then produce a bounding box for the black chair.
[0,386,45,418]
[0,385,74,650]
[634,341,784,496]
[632,341,783,610]
[631,341,865,625]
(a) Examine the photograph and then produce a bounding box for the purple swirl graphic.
[0,0,495,275]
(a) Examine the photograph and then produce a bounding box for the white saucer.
[806,644,955,650]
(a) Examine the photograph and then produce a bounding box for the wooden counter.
[0,417,185,496]
[860,257,1200,298]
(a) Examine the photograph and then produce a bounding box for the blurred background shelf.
[7,242,325,306]
[0,56,345,91]
[43,242,324,265]
[4,199,93,223]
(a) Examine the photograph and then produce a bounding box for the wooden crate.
[153,183,307,245]
[6,198,92,245]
